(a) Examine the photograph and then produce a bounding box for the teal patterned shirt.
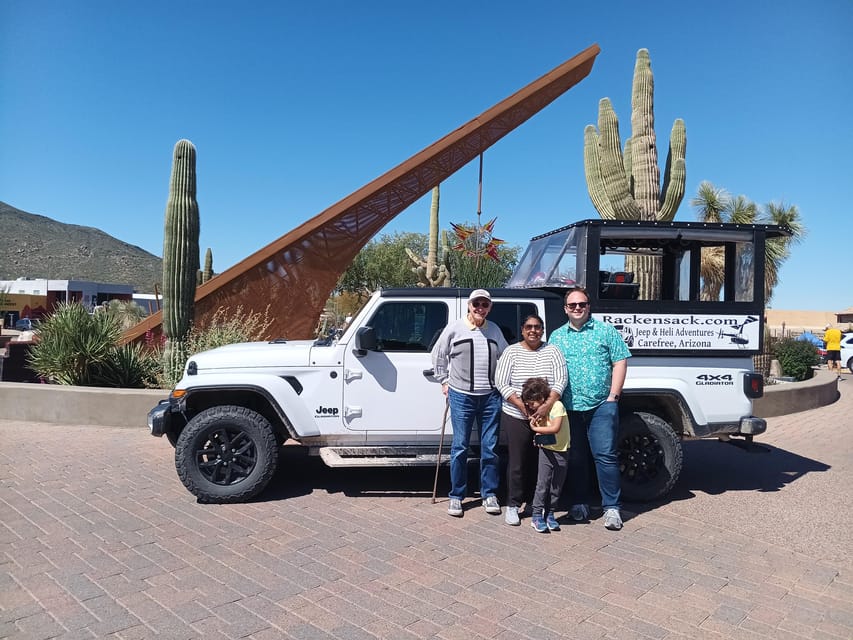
[549,317,631,411]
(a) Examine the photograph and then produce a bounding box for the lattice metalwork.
[125,44,600,343]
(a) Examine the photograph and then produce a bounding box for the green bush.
[28,302,161,388]
[772,337,820,381]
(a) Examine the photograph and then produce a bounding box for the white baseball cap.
[467,289,491,303]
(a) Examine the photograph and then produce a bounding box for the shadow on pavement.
[258,448,446,502]
[676,439,830,495]
[255,439,831,509]
[623,439,832,517]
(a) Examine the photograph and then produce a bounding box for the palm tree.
[763,202,805,305]
[692,182,729,300]
[690,182,805,304]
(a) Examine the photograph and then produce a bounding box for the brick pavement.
[1,382,852,639]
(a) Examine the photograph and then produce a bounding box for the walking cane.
[431,398,450,504]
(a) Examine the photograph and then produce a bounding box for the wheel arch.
[620,389,699,437]
[182,385,299,444]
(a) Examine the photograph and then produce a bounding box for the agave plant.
[28,302,161,387]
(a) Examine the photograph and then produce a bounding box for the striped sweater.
[495,342,568,419]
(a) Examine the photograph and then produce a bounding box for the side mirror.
[354,326,377,356]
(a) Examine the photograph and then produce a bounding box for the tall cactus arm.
[624,137,633,195]
[583,125,616,219]
[629,48,661,220]
[659,118,687,221]
[597,99,641,220]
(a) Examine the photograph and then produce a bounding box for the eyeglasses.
[470,301,491,308]
[523,324,543,331]
[565,301,589,310]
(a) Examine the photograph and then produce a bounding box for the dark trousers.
[532,448,569,516]
[502,412,538,508]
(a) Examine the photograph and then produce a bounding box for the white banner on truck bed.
[594,312,761,351]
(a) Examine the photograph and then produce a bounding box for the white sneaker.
[603,508,623,530]
[568,503,589,521]
[483,495,501,515]
[504,506,520,526]
[448,498,463,517]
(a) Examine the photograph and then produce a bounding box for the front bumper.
[148,399,172,437]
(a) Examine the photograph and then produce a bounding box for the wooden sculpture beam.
[125,44,600,343]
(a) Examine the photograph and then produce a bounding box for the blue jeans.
[568,400,621,510]
[447,388,501,501]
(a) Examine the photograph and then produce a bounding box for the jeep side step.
[319,446,447,467]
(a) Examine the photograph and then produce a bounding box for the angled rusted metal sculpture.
[126,44,600,342]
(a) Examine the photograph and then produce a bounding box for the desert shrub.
[28,302,161,387]
[772,337,819,381]
[187,304,274,354]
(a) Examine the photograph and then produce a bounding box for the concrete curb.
[1,368,841,428]
[753,367,840,418]
[0,381,165,428]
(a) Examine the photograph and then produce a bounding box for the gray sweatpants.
[531,447,569,516]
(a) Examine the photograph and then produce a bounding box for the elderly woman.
[495,313,567,526]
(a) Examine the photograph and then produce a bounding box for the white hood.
[186,340,316,371]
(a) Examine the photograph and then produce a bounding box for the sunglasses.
[565,301,589,310]
[523,324,543,331]
[470,301,491,308]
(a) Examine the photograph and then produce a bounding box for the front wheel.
[175,406,279,503]
[617,412,682,502]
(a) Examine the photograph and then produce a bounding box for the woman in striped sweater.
[495,314,567,526]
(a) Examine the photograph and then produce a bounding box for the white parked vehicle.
[149,219,790,503]
[840,332,853,373]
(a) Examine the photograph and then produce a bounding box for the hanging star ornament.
[450,218,505,262]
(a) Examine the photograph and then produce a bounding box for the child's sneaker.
[545,512,560,531]
[530,513,548,533]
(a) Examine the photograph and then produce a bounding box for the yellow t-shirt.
[824,328,842,351]
[540,400,570,452]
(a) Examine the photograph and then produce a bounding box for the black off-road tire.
[175,405,279,503]
[618,411,683,502]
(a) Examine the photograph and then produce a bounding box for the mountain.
[0,201,162,293]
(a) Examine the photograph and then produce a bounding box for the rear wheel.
[618,412,682,502]
[175,405,278,503]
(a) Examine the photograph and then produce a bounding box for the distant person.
[495,314,566,526]
[550,287,631,531]
[431,289,508,518]
[521,377,570,533]
[824,323,842,378]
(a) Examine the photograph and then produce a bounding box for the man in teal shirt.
[550,287,631,530]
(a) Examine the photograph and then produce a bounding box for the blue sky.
[2,1,851,311]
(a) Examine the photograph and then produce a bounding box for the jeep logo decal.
[315,405,340,417]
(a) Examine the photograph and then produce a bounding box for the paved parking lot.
[1,382,852,639]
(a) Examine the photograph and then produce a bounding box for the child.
[521,377,570,533]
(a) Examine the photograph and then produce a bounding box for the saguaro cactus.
[202,247,213,283]
[162,139,200,383]
[407,186,450,287]
[583,48,686,296]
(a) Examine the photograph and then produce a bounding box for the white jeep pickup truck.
[149,219,789,503]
